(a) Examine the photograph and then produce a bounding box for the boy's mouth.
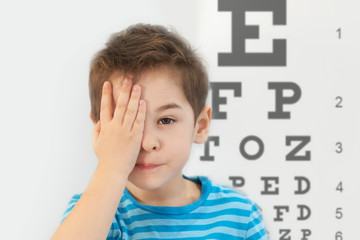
[135,164,161,170]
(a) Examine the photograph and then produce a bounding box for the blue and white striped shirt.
[61,176,268,239]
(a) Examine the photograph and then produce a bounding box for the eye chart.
[1,0,358,239]
[185,0,360,239]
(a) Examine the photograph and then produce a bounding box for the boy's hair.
[89,23,209,124]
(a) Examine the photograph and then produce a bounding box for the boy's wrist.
[95,163,131,181]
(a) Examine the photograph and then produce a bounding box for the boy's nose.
[141,125,160,152]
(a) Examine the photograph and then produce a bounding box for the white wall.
[0,0,359,239]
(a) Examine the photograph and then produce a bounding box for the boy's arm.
[51,79,146,240]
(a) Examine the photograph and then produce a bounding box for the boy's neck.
[125,174,201,207]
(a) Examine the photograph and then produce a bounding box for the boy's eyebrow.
[156,103,183,112]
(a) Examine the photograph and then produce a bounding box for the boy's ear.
[90,112,97,126]
[193,104,212,144]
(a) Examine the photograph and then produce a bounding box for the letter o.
[239,135,264,160]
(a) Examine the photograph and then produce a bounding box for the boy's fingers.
[99,81,113,125]
[114,78,132,124]
[132,100,146,133]
[122,85,141,130]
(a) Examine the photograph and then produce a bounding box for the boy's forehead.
[107,67,194,120]
[108,67,187,102]
[108,70,132,84]
[108,66,182,87]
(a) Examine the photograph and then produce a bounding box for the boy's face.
[107,66,211,190]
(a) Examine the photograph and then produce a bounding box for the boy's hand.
[91,78,146,177]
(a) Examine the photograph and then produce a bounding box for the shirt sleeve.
[60,193,82,224]
[245,202,269,240]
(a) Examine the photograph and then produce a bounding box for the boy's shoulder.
[208,177,253,200]
[193,175,256,209]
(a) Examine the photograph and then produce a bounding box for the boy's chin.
[127,174,165,191]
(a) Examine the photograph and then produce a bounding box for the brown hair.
[89,23,209,124]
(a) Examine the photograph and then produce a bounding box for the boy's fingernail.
[133,85,140,92]
[123,79,132,86]
[104,81,110,88]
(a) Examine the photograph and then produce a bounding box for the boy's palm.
[91,79,146,176]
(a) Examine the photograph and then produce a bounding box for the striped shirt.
[61,176,268,239]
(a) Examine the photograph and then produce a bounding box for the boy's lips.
[135,163,162,170]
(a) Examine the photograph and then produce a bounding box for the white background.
[0,0,359,239]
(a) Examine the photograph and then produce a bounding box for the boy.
[51,24,268,240]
